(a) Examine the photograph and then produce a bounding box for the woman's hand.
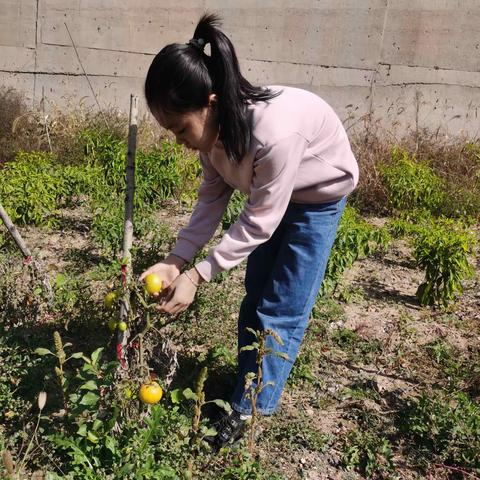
[139,254,186,292]
[157,268,204,315]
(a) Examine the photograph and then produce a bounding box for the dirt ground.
[11,209,480,480]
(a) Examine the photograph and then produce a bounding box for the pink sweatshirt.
[171,86,359,281]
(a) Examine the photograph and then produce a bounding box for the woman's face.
[153,95,219,153]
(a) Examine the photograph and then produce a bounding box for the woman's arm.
[170,151,234,262]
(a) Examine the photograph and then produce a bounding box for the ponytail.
[145,13,280,163]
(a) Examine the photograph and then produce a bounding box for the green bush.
[80,128,199,206]
[412,219,476,307]
[136,143,200,206]
[321,206,391,295]
[380,147,444,213]
[76,129,199,253]
[0,152,67,226]
[0,151,105,226]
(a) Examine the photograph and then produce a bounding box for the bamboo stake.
[117,94,138,369]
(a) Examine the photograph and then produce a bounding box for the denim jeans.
[231,196,347,415]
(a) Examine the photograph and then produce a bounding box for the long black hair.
[144,13,280,163]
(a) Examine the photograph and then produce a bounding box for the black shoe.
[205,409,250,451]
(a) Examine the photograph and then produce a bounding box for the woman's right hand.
[139,254,186,291]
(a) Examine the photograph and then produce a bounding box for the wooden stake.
[117,94,138,369]
[0,202,33,259]
[0,202,52,300]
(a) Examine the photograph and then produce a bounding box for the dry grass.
[0,88,46,162]
[0,88,168,166]
[350,124,480,217]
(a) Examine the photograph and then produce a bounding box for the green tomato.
[104,291,118,309]
[107,319,117,332]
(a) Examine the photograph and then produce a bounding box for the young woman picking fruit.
[140,13,358,449]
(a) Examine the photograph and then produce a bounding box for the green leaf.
[170,389,183,404]
[91,347,103,366]
[35,348,54,356]
[87,431,99,443]
[200,426,217,437]
[182,388,198,401]
[80,380,98,391]
[79,392,99,406]
[70,352,84,359]
[77,423,87,437]
[92,419,103,431]
[105,435,118,455]
[239,345,256,352]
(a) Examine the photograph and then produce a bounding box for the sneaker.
[205,409,250,450]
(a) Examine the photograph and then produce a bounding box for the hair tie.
[187,38,206,52]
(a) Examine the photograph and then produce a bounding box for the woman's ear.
[208,93,218,108]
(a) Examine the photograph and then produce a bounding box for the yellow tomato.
[104,291,118,309]
[118,321,127,332]
[144,274,163,296]
[139,381,163,405]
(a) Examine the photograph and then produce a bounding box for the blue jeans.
[231,196,347,415]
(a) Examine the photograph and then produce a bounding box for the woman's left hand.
[156,270,200,315]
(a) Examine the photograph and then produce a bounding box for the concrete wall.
[1,0,479,138]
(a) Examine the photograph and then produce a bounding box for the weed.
[425,340,480,392]
[0,88,47,162]
[241,328,289,454]
[289,347,318,384]
[0,333,39,433]
[341,429,396,479]
[267,415,331,452]
[331,328,383,362]
[398,391,480,472]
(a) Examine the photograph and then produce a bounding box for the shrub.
[0,151,67,226]
[380,147,444,214]
[412,219,476,307]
